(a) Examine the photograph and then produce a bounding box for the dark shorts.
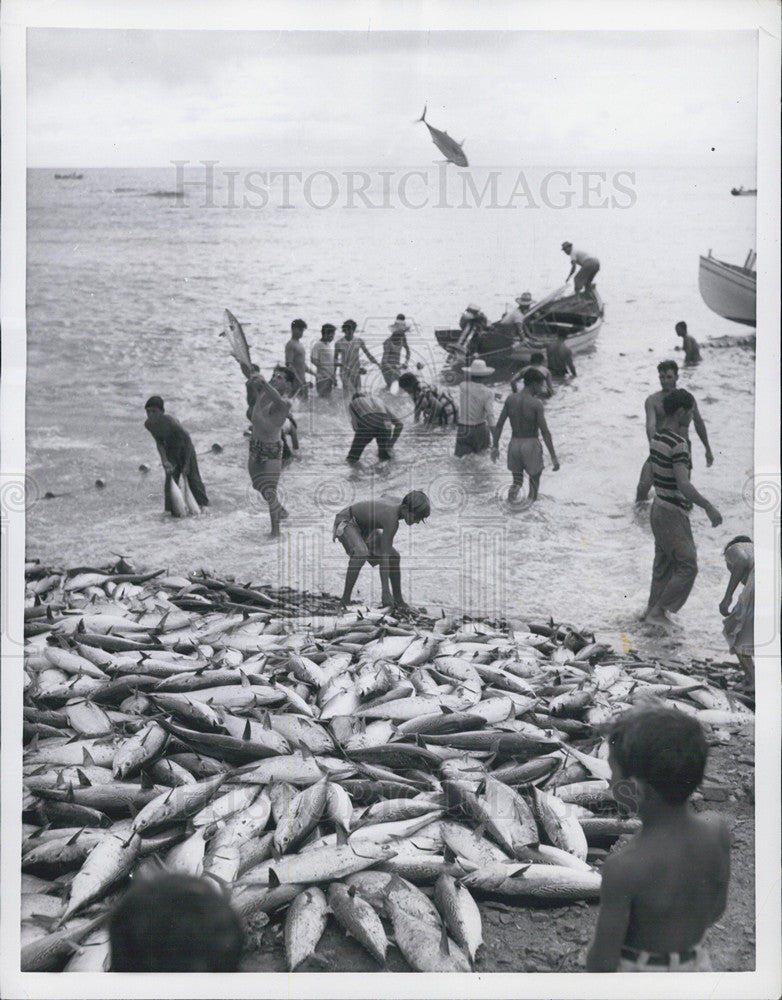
[248,439,282,493]
[316,378,333,397]
[455,423,490,456]
[333,516,382,565]
[507,437,544,476]
[574,258,600,289]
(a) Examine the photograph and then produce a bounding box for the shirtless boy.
[491,369,559,502]
[245,365,298,538]
[333,491,430,613]
[635,360,713,502]
[587,706,730,972]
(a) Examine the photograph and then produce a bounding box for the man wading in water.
[492,369,559,502]
[333,491,430,614]
[635,360,713,503]
[245,365,298,538]
[144,396,209,516]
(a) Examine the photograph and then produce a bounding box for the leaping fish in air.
[416,106,469,168]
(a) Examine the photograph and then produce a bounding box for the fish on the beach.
[416,106,469,167]
[20,561,754,972]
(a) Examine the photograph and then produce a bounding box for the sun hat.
[389,318,411,334]
[465,304,482,314]
[515,292,533,305]
[462,359,495,377]
[561,241,573,251]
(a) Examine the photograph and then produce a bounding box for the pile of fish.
[19,559,754,972]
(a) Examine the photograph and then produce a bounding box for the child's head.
[608,706,708,806]
[401,490,431,524]
[109,873,244,972]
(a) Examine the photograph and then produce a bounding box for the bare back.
[504,390,543,438]
[608,810,730,952]
[337,499,400,550]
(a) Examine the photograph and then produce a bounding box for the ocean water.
[24,163,756,658]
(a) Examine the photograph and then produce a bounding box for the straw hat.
[515,292,533,306]
[462,359,495,377]
[389,318,411,334]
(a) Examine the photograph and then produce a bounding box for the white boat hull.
[698,254,756,327]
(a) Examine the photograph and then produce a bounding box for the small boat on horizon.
[730,186,756,196]
[436,285,604,383]
[698,249,756,327]
[54,172,84,180]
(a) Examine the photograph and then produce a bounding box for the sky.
[24,28,759,168]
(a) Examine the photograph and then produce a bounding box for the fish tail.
[415,105,427,124]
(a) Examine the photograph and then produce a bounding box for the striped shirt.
[650,429,692,511]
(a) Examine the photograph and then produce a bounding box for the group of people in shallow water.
[143,274,753,688]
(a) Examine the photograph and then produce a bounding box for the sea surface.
[24,163,756,659]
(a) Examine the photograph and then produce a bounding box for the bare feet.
[643,606,671,627]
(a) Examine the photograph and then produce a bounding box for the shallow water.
[25,164,755,658]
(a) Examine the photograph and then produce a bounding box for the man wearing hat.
[455,359,497,457]
[144,396,209,515]
[335,319,380,399]
[498,292,534,340]
[311,323,337,398]
[381,315,412,389]
[285,319,316,399]
[561,242,600,293]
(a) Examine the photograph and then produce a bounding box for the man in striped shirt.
[642,389,722,627]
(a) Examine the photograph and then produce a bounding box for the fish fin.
[268,867,281,888]
[242,719,252,741]
[29,763,48,776]
[139,771,155,789]
[347,885,357,898]
[239,670,251,688]
[335,824,349,847]
[415,105,427,123]
[443,844,457,864]
[76,769,91,787]
[65,827,86,846]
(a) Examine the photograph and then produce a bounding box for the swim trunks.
[249,439,282,462]
[333,511,382,566]
[507,437,544,476]
[454,423,491,456]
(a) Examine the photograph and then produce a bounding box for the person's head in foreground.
[662,387,695,430]
[341,319,357,339]
[320,323,336,342]
[109,873,244,972]
[607,705,707,814]
[675,320,688,337]
[269,364,299,396]
[529,352,546,366]
[400,490,430,525]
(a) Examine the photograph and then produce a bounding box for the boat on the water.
[54,172,83,180]
[436,285,603,383]
[730,186,757,196]
[698,250,756,327]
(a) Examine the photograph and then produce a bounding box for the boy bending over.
[333,491,430,613]
[587,706,730,972]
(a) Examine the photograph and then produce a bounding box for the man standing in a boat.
[635,359,714,503]
[561,241,600,294]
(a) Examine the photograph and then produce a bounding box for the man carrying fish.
[143,396,209,516]
[334,319,380,399]
[246,366,298,538]
[635,360,713,503]
[333,490,430,613]
[586,706,730,971]
[491,369,559,502]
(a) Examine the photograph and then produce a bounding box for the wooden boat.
[730,186,757,196]
[698,250,756,327]
[54,172,83,180]
[436,286,603,383]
